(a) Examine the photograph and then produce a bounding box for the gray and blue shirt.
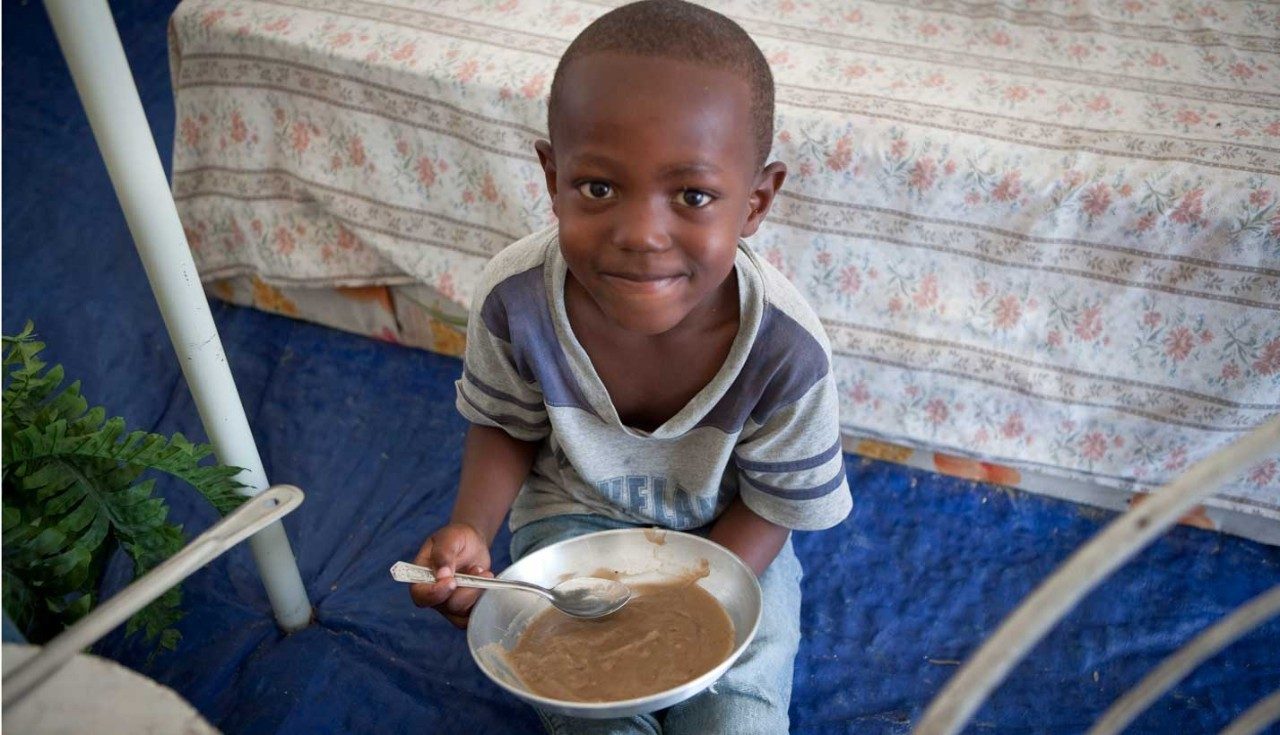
[456,226,852,533]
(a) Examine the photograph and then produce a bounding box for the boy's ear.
[535,140,559,216]
[741,162,787,238]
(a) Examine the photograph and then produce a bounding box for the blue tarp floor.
[3,2,1278,733]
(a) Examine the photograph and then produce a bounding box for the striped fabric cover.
[169,0,1280,526]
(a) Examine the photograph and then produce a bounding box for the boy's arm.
[726,327,851,566]
[418,240,552,626]
[451,423,540,543]
[410,423,539,627]
[708,496,791,576]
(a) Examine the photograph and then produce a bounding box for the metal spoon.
[390,561,632,619]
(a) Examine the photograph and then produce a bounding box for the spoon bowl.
[545,576,633,618]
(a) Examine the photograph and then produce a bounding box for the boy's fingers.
[428,531,471,575]
[409,537,453,607]
[441,610,471,629]
[412,538,437,568]
[433,566,492,619]
[441,586,482,616]
[409,578,456,608]
[408,528,492,620]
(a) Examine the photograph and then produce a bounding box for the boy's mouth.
[599,271,685,293]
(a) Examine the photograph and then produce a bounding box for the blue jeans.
[510,514,803,735]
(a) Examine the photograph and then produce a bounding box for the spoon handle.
[389,561,437,584]
[389,562,556,602]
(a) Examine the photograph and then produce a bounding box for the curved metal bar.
[2,485,305,709]
[1219,690,1280,735]
[1089,586,1280,735]
[914,416,1280,735]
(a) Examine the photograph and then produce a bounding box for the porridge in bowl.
[508,576,735,702]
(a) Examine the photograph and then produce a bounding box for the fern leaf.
[3,566,36,633]
[8,420,245,517]
[3,324,249,652]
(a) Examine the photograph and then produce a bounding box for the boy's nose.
[611,198,672,253]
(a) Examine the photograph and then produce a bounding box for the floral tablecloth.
[169,0,1280,530]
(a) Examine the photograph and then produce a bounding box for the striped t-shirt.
[456,226,852,533]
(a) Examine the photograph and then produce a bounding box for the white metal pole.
[43,0,311,631]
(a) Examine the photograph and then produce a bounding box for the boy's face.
[537,54,785,337]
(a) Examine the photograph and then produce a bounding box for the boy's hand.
[409,522,493,628]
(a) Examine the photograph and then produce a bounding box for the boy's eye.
[676,189,714,208]
[577,181,615,200]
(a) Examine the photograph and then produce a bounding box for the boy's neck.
[565,264,742,433]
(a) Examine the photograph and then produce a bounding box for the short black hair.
[547,0,775,167]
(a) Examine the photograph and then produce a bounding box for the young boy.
[410,1,851,731]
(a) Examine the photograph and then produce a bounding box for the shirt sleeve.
[454,283,551,442]
[733,371,851,531]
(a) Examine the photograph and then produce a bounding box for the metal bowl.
[466,528,762,719]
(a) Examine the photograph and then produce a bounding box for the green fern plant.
[2,322,245,652]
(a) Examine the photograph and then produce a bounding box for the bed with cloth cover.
[167,0,1280,541]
